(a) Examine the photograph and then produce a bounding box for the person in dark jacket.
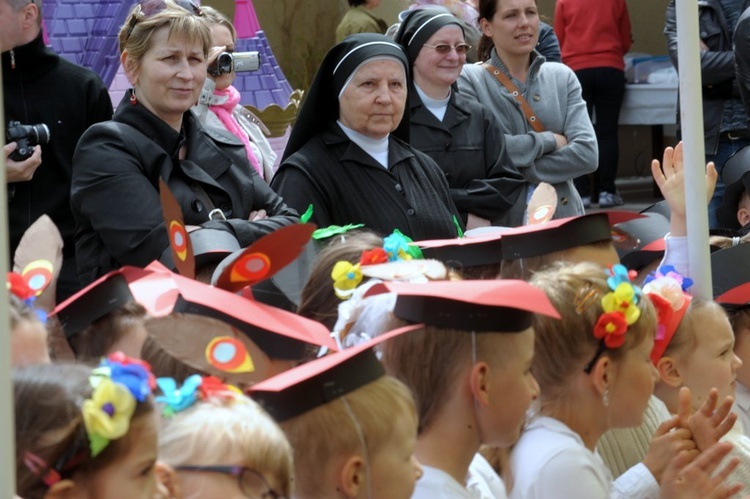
[72,1,297,285]
[2,0,113,301]
[665,0,750,228]
[393,8,524,229]
[271,33,462,241]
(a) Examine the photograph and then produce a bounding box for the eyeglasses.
[125,0,203,42]
[422,43,472,55]
[176,466,286,499]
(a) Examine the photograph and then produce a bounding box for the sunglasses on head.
[125,0,203,42]
[422,43,472,55]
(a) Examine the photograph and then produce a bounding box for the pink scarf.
[209,85,263,177]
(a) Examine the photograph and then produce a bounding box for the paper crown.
[364,279,560,331]
[500,212,643,260]
[712,243,750,306]
[415,233,504,267]
[642,266,693,363]
[249,324,422,422]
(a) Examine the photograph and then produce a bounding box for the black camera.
[208,51,261,77]
[6,120,50,161]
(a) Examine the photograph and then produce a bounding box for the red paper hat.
[712,243,750,306]
[249,324,422,422]
[415,233,504,267]
[500,212,643,260]
[648,294,692,364]
[364,279,560,332]
[129,266,338,360]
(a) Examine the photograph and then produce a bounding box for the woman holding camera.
[71,0,297,285]
[193,6,276,182]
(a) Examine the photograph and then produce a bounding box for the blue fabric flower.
[155,375,202,416]
[105,362,152,403]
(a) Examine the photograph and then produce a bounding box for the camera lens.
[33,124,50,146]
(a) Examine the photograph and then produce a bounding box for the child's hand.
[643,414,697,483]
[681,387,737,452]
[659,441,742,499]
[651,141,717,237]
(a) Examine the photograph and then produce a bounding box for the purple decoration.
[102,402,115,417]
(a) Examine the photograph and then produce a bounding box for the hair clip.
[584,264,643,373]
[574,286,599,315]
[83,353,154,457]
[23,452,62,487]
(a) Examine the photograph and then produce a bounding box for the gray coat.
[458,49,598,225]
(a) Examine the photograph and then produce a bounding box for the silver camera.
[208,51,260,76]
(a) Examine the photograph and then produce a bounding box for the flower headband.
[332,229,425,299]
[24,353,155,488]
[155,374,243,417]
[583,264,643,373]
[642,265,693,364]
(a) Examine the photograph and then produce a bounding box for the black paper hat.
[712,243,750,306]
[500,212,641,260]
[640,200,671,220]
[717,145,750,230]
[415,233,504,267]
[364,279,560,332]
[616,212,670,271]
[249,324,422,422]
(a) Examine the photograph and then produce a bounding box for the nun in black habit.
[270,33,463,241]
[393,8,525,229]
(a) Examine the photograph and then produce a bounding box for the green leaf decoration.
[300,204,314,224]
[89,433,110,458]
[453,215,464,238]
[312,223,365,240]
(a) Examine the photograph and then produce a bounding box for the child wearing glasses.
[155,376,293,498]
[393,8,525,230]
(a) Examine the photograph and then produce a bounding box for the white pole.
[0,63,16,494]
[676,0,712,299]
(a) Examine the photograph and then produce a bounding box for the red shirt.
[553,0,632,71]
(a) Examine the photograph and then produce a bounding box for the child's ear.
[155,461,182,499]
[43,479,77,499]
[589,355,612,398]
[338,455,365,498]
[656,356,683,387]
[469,361,491,406]
[738,206,750,227]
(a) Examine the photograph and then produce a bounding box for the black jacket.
[409,87,525,225]
[3,34,113,299]
[271,124,462,240]
[665,0,750,154]
[72,92,298,285]
[735,7,750,121]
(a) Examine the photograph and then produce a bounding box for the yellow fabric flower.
[331,261,363,300]
[601,282,641,325]
[82,378,137,456]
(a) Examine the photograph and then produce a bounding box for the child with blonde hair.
[511,262,740,498]
[155,375,293,498]
[250,334,423,499]
[14,354,157,499]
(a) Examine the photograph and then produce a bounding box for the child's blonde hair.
[662,299,724,359]
[159,392,293,497]
[382,322,519,433]
[530,262,655,406]
[280,375,416,497]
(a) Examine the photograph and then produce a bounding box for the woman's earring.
[602,388,609,407]
[130,89,137,105]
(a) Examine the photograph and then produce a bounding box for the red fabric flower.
[593,311,628,348]
[360,248,388,266]
[106,352,156,389]
[646,293,674,341]
[7,272,34,300]
[198,376,232,399]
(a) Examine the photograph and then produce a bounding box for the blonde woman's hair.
[118,0,211,59]
[200,5,236,41]
[530,262,655,406]
[381,321,520,433]
[159,392,293,497]
[280,375,416,497]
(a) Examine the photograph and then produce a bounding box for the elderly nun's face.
[338,59,407,139]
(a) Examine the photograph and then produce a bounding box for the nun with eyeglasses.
[394,8,525,229]
[270,33,463,241]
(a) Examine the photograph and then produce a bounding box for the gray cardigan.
[458,49,598,225]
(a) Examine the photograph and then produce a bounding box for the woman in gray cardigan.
[458,0,597,226]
